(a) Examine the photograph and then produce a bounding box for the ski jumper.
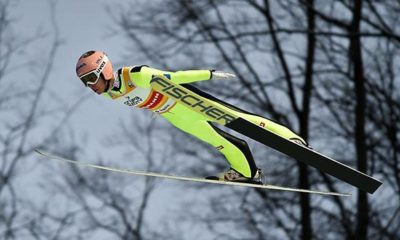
[103,66,306,178]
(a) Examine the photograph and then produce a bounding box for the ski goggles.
[79,55,109,86]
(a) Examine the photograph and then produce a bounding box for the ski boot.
[206,168,264,185]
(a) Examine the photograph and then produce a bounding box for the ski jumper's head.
[76,50,114,94]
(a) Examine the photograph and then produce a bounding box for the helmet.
[76,50,113,86]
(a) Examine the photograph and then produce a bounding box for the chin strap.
[105,76,117,93]
[104,80,111,93]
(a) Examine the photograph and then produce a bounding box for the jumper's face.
[87,74,108,94]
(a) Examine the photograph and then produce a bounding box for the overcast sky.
[13,0,148,155]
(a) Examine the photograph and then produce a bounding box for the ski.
[35,149,350,197]
[150,75,383,194]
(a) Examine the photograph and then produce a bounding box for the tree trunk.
[349,0,369,239]
[298,0,316,239]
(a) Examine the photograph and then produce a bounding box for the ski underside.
[35,149,350,197]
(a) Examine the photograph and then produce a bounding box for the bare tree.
[0,1,87,239]
[39,112,179,240]
[106,0,400,239]
[309,0,400,239]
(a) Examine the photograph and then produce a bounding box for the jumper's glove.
[210,70,236,80]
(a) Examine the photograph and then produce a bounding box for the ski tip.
[34,148,47,155]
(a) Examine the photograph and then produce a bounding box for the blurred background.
[0,0,399,239]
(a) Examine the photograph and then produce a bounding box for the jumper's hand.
[210,70,236,80]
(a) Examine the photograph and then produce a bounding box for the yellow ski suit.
[103,66,305,178]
